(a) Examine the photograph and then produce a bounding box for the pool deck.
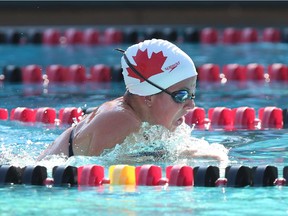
[0,1,288,27]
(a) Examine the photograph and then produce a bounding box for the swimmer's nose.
[186,98,195,109]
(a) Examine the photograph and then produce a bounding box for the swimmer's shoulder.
[81,97,141,131]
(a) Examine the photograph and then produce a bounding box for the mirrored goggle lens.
[172,90,195,103]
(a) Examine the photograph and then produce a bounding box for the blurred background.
[1,1,288,27]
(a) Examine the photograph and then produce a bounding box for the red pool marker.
[89,64,111,82]
[245,63,265,81]
[46,65,69,82]
[262,27,281,42]
[267,63,288,82]
[0,108,8,120]
[223,27,241,44]
[10,107,35,122]
[83,28,100,45]
[232,107,257,130]
[223,64,247,81]
[59,107,83,124]
[35,107,57,124]
[64,28,84,44]
[240,27,258,43]
[185,107,208,129]
[42,28,61,45]
[258,106,283,129]
[67,64,87,83]
[135,165,164,186]
[103,28,123,44]
[22,65,43,83]
[200,27,218,44]
[208,107,234,130]
[197,64,221,82]
[78,165,105,186]
[166,165,194,186]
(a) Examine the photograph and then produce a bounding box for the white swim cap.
[121,39,198,96]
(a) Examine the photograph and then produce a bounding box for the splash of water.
[1,122,229,176]
[89,122,229,168]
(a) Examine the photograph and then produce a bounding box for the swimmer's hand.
[176,142,229,161]
[178,149,225,161]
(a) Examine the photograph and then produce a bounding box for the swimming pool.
[0,28,288,215]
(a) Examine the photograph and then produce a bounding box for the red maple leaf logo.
[126,49,167,82]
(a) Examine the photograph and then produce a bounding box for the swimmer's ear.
[144,96,152,108]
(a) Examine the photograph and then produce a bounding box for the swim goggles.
[116,48,195,104]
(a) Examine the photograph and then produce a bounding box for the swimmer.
[38,39,224,161]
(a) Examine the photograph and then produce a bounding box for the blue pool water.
[0,41,288,215]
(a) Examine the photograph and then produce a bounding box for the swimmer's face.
[149,76,197,131]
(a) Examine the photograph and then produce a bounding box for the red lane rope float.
[46,65,69,83]
[0,164,288,187]
[103,27,123,44]
[6,106,83,125]
[67,64,87,83]
[222,64,247,81]
[197,64,221,82]
[2,63,288,83]
[22,65,43,83]
[232,107,260,130]
[135,164,166,186]
[59,107,83,125]
[2,26,288,45]
[184,107,209,130]
[258,106,283,129]
[10,107,35,122]
[1,106,287,129]
[223,27,241,44]
[200,27,218,44]
[166,165,194,186]
[64,28,84,45]
[0,108,8,120]
[208,107,234,131]
[240,27,258,43]
[268,63,288,82]
[42,28,61,45]
[83,28,100,45]
[78,165,108,186]
[262,27,281,43]
[35,107,57,124]
[246,63,265,81]
[89,64,112,82]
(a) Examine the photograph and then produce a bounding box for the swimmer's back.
[39,97,141,159]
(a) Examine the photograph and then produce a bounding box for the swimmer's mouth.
[176,116,185,126]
